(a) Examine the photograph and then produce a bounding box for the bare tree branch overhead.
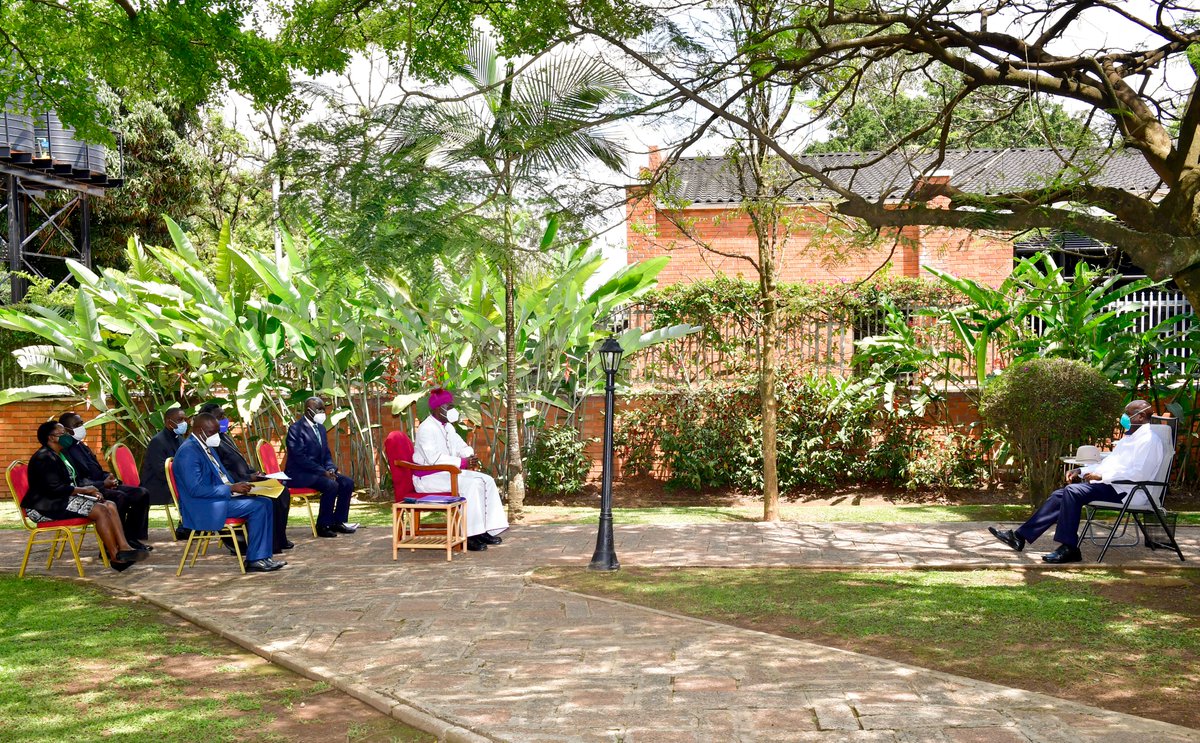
[573,0,1200,307]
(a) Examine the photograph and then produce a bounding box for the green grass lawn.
[536,566,1200,728]
[0,576,433,742]
[2,499,1198,529]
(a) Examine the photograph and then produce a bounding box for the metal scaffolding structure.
[1,106,122,303]
[0,168,107,301]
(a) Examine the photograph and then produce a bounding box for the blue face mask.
[173,421,188,436]
[1119,414,1131,432]
[218,417,230,433]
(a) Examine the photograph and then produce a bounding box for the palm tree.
[433,32,627,515]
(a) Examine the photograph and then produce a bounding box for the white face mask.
[72,426,87,442]
[312,412,327,426]
[444,408,460,424]
[203,433,221,449]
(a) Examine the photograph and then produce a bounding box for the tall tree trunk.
[760,251,779,522]
[504,244,526,516]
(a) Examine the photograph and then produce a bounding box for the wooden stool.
[392,499,467,562]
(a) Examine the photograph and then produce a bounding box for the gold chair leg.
[177,533,195,576]
[190,534,208,567]
[96,527,111,568]
[164,503,176,533]
[45,535,59,569]
[305,497,317,537]
[19,533,35,577]
[65,528,85,578]
[228,526,246,573]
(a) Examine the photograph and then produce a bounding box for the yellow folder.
[247,478,285,498]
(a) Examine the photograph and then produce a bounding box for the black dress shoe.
[174,526,192,541]
[315,525,338,538]
[115,549,149,563]
[245,558,284,573]
[477,533,502,545]
[223,540,250,556]
[1042,544,1083,564]
[281,540,295,550]
[110,561,133,572]
[467,536,488,551]
[988,527,1025,552]
[332,522,359,534]
[129,540,153,552]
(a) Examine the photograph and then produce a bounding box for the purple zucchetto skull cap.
[428,388,453,410]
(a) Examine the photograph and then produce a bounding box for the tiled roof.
[662,148,1163,204]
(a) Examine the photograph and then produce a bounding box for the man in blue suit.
[285,397,357,538]
[175,413,285,573]
[285,398,355,537]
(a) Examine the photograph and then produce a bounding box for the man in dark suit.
[174,413,284,573]
[199,402,292,553]
[284,397,357,538]
[58,411,152,551]
[140,406,189,540]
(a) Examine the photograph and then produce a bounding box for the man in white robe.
[989,400,1168,564]
[412,388,509,551]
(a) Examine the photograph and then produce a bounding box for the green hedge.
[615,374,989,492]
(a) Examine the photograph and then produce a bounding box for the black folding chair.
[1079,416,1184,563]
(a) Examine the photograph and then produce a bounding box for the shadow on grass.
[534,566,1200,729]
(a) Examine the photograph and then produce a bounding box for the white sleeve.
[1093,430,1166,483]
[446,426,474,458]
[413,418,461,467]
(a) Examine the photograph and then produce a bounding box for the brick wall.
[626,174,1013,288]
[0,398,123,498]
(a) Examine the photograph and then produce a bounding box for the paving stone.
[2,523,1197,743]
[942,727,1029,743]
[813,700,863,731]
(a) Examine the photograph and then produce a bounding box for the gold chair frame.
[165,457,249,576]
[7,460,110,577]
[255,441,319,538]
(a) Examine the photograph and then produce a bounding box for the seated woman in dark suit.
[23,421,149,570]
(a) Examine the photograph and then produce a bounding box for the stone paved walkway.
[3,522,1198,742]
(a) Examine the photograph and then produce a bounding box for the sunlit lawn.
[2,499,1198,529]
[0,576,433,743]
[537,566,1200,728]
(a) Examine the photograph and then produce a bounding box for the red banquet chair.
[6,460,109,577]
[384,430,466,560]
[255,441,319,537]
[165,457,249,575]
[109,443,176,532]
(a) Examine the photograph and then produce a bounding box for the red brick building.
[626,148,1160,287]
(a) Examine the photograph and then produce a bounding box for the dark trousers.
[1016,481,1119,547]
[103,484,150,542]
[289,472,353,527]
[273,487,292,552]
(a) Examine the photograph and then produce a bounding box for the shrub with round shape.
[980,358,1122,505]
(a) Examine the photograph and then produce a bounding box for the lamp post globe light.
[589,334,623,571]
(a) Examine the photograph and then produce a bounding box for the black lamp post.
[589,334,623,571]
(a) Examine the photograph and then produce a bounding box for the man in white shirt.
[412,388,509,551]
[989,400,1168,564]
